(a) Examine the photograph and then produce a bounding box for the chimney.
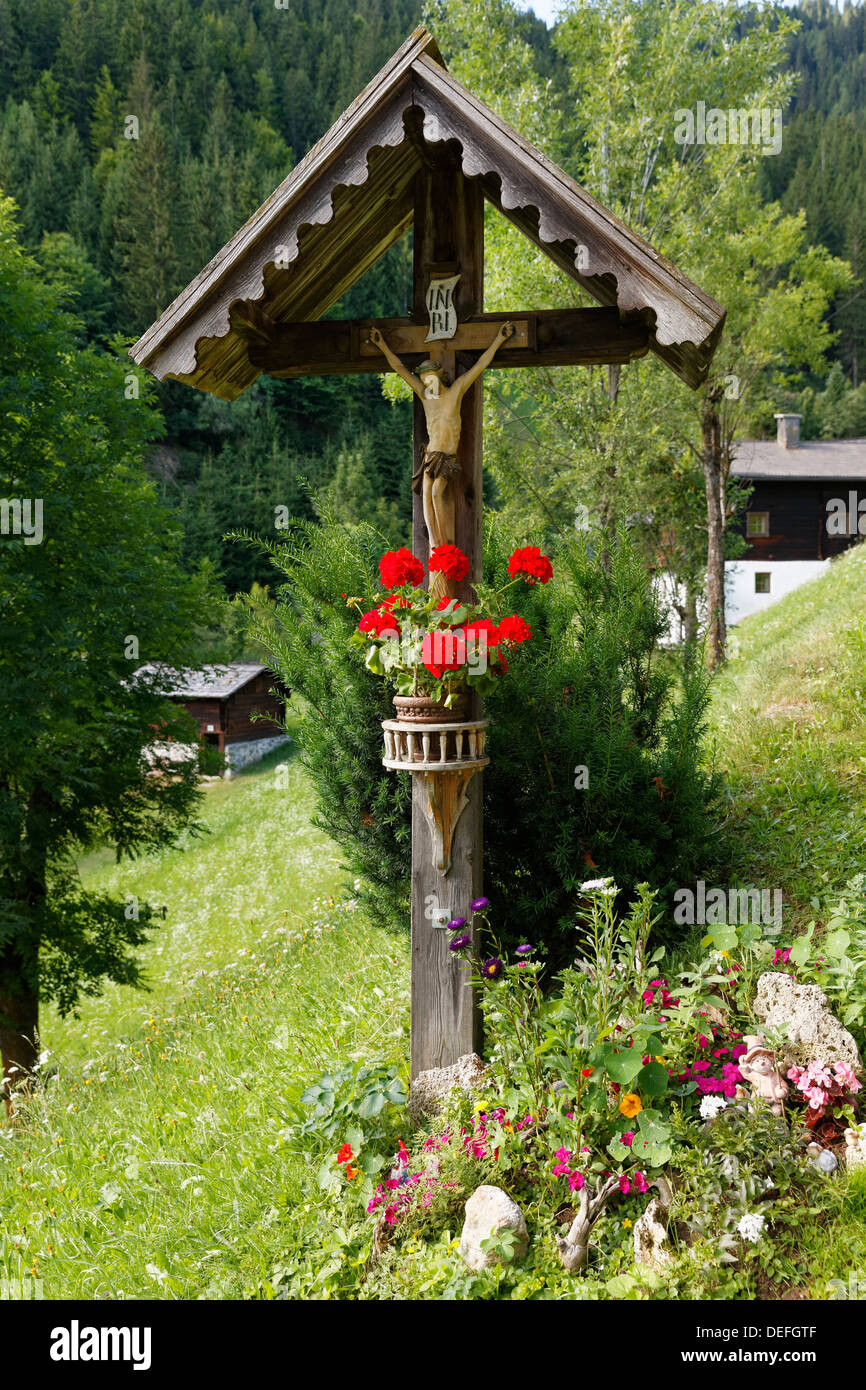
[774,413,801,449]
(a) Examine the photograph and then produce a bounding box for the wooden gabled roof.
[130,26,724,398]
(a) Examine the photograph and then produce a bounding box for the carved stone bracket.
[382,717,488,874]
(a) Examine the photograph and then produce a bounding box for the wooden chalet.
[728,413,866,622]
[136,663,288,770]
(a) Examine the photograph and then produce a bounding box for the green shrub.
[234,510,721,954]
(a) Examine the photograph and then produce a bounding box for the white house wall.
[725,559,830,625]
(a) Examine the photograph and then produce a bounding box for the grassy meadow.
[3,549,866,1298]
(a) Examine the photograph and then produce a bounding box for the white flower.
[579,876,619,895]
[737,1212,765,1243]
[699,1095,727,1120]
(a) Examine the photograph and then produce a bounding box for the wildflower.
[619,1131,635,1147]
[618,1175,631,1194]
[737,1212,765,1244]
[579,876,617,894]
[699,1095,728,1120]
[345,1165,359,1181]
[515,943,533,955]
[618,1093,642,1118]
[470,897,490,911]
[482,957,503,980]
[622,1218,633,1229]
[449,935,471,951]
[337,1144,353,1164]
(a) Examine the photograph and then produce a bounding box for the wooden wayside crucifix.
[128,27,724,1083]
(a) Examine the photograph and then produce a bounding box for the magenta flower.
[552,1161,570,1177]
[633,1170,649,1193]
[618,1175,631,1194]
[554,1147,572,1162]
[641,989,654,1005]
[619,1131,635,1147]
[697,1034,710,1048]
[568,1171,585,1191]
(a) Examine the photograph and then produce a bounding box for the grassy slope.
[4,557,866,1299]
[711,542,866,928]
[0,739,410,1299]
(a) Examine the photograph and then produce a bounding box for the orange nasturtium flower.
[618,1092,643,1119]
[345,1165,359,1181]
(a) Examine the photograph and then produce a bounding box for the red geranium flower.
[422,629,467,678]
[508,546,553,584]
[358,607,400,637]
[428,544,470,582]
[498,613,532,644]
[463,618,501,655]
[379,548,425,589]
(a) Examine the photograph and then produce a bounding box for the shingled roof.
[134,663,270,700]
[130,27,724,399]
[732,438,866,480]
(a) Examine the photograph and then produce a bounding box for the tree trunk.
[682,587,699,646]
[0,952,39,1112]
[702,388,726,670]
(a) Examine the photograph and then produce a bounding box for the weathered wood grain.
[247,307,648,377]
[410,152,483,1078]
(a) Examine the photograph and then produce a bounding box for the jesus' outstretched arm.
[455,321,515,399]
[368,326,425,399]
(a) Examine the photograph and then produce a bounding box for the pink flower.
[384,1204,399,1225]
[554,1147,572,1162]
[633,1170,649,1193]
[697,1034,710,1048]
[620,1131,635,1147]
[568,1171,585,1191]
[642,989,654,1005]
[618,1175,631,1194]
[552,1161,571,1177]
[691,1060,711,1073]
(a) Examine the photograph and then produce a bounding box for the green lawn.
[711,541,866,928]
[1,736,410,1299]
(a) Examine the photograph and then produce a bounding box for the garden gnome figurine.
[738,1035,789,1116]
[368,323,515,561]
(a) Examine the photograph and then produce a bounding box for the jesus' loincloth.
[412,449,461,496]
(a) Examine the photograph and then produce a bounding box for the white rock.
[752,973,862,1073]
[458,1185,529,1272]
[407,1052,489,1123]
[633,1196,672,1271]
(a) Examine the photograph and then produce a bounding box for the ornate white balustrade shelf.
[381,718,489,773]
[381,718,490,874]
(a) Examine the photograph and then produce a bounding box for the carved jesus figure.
[368,322,515,554]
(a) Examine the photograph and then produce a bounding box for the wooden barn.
[136,663,289,772]
[727,413,866,622]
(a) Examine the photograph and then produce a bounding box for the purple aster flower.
[482,956,503,980]
[470,897,490,912]
[447,917,467,932]
[515,943,533,955]
[449,935,471,951]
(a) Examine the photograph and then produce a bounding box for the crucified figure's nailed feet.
[368,323,515,570]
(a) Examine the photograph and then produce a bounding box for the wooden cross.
[240,153,649,1078]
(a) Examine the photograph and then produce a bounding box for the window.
[755,573,771,594]
[746,511,769,537]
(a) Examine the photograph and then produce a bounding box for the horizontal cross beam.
[244,307,650,379]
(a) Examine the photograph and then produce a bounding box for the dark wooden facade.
[734,478,866,562]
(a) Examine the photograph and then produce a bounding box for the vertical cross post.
[409,152,484,1078]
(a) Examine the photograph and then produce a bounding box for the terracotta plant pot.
[393,693,467,724]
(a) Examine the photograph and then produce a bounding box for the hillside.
[711,540,866,927]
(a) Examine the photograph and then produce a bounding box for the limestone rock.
[407,1052,489,1123]
[458,1185,529,1272]
[633,1180,673,1272]
[753,973,862,1073]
